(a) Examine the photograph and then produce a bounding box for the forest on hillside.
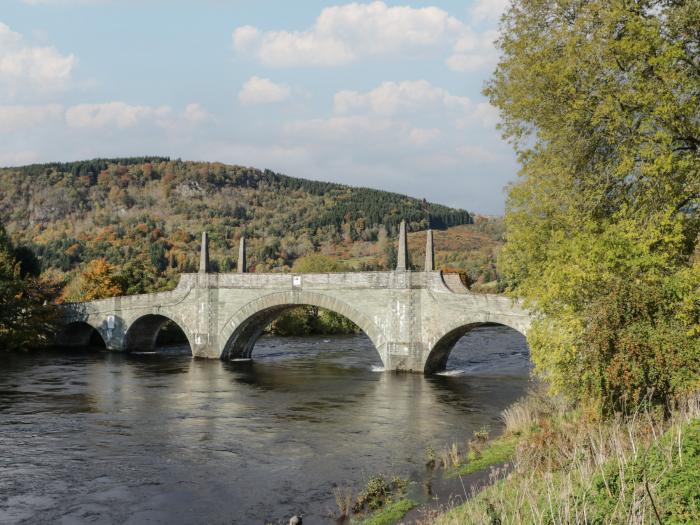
[0,158,502,300]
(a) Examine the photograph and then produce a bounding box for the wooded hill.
[0,157,502,295]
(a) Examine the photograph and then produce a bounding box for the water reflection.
[0,326,530,524]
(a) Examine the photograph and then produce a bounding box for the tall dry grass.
[332,484,354,519]
[428,390,700,525]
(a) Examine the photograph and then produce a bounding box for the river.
[0,326,530,524]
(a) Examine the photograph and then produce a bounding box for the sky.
[0,0,516,214]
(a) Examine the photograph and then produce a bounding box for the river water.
[0,326,530,524]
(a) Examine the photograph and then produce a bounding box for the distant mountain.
[0,158,504,291]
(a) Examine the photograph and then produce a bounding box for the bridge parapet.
[209,270,444,289]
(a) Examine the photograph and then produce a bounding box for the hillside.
[0,157,503,295]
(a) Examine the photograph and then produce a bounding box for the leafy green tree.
[0,224,60,350]
[291,253,347,273]
[489,0,700,410]
[117,257,159,295]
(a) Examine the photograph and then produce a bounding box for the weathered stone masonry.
[60,222,531,373]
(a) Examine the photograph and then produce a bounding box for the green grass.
[434,416,700,524]
[448,436,517,478]
[356,499,418,525]
[585,417,700,524]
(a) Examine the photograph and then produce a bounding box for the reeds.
[332,485,353,519]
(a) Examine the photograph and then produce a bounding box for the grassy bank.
[438,435,517,479]
[330,475,415,524]
[357,498,417,525]
[426,389,700,524]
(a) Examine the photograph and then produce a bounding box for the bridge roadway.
[59,223,531,373]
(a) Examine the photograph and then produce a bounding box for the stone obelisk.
[238,235,247,273]
[396,220,408,271]
[424,229,434,271]
[199,232,209,273]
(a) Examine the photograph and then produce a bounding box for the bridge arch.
[55,320,107,349]
[218,291,386,364]
[124,313,195,354]
[423,319,528,374]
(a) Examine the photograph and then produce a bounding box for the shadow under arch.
[424,321,528,374]
[55,321,107,349]
[219,291,385,364]
[124,314,194,354]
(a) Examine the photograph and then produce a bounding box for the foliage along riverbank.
[423,388,700,524]
[0,222,60,351]
[488,0,700,414]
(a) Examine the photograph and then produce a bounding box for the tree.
[0,224,60,350]
[489,0,700,410]
[291,253,347,273]
[63,258,123,302]
[117,257,159,295]
[149,242,168,272]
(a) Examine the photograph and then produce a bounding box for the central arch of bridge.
[219,291,386,364]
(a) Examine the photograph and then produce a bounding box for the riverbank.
[347,386,700,524]
[404,388,700,524]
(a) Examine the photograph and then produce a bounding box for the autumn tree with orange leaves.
[61,258,123,302]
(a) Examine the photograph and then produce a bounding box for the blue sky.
[0,0,515,214]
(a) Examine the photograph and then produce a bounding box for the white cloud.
[238,76,290,105]
[182,103,213,125]
[285,115,398,142]
[0,102,208,133]
[408,127,441,145]
[0,23,22,48]
[457,144,497,162]
[233,1,462,67]
[232,25,261,54]
[446,28,499,72]
[469,0,510,24]
[0,22,76,95]
[472,102,500,128]
[334,80,470,116]
[0,104,63,132]
[65,102,171,128]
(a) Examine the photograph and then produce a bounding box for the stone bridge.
[59,222,531,373]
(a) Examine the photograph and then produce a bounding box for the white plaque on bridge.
[292,276,302,287]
